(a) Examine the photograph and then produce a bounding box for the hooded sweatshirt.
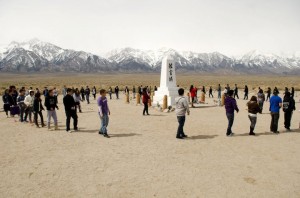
[24,91,34,107]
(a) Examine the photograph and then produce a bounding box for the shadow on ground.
[188,134,218,140]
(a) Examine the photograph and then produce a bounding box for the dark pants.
[177,116,186,138]
[109,93,112,99]
[86,94,90,104]
[93,94,96,100]
[116,92,119,99]
[81,93,85,101]
[66,110,78,131]
[143,102,149,115]
[244,93,248,100]
[34,111,44,127]
[258,102,264,111]
[226,113,234,135]
[19,106,26,122]
[24,107,33,122]
[284,111,293,129]
[209,93,213,98]
[75,102,81,113]
[270,112,280,132]
[234,93,239,99]
[266,94,270,101]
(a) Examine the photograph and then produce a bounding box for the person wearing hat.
[282,92,296,131]
[269,90,282,133]
[224,90,239,136]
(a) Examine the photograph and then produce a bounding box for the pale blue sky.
[0,0,299,56]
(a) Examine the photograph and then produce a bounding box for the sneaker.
[104,134,110,138]
[182,134,188,138]
[99,130,103,135]
[226,133,234,137]
[66,130,72,133]
[249,132,255,136]
[273,131,280,134]
[73,128,79,132]
[176,136,184,139]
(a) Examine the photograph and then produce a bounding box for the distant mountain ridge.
[0,39,299,74]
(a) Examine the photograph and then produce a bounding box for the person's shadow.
[109,133,142,138]
[188,134,218,140]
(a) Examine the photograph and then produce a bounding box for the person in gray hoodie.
[175,88,190,139]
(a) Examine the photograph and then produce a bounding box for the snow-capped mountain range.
[0,39,299,74]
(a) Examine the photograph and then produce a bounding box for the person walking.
[291,87,295,98]
[244,85,249,100]
[225,90,239,136]
[217,84,221,99]
[17,89,26,122]
[190,85,197,108]
[175,88,190,139]
[133,86,136,99]
[247,96,262,136]
[115,86,119,99]
[209,86,213,98]
[234,84,239,99]
[97,89,111,138]
[142,88,150,116]
[92,86,97,100]
[63,88,78,133]
[282,92,296,131]
[44,89,59,130]
[257,89,265,112]
[80,87,85,101]
[202,86,206,95]
[85,86,91,104]
[108,87,112,100]
[73,89,82,113]
[269,90,282,133]
[266,87,271,101]
[33,92,45,128]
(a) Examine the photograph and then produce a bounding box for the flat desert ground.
[0,74,300,198]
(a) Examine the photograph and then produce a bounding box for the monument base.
[153,87,179,107]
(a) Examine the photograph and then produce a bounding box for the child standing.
[44,89,59,130]
[97,89,110,138]
[175,88,190,139]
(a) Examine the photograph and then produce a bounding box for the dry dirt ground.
[0,82,300,197]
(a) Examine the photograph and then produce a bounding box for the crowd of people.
[1,84,299,139]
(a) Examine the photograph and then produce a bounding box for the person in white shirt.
[24,90,35,123]
[175,88,190,139]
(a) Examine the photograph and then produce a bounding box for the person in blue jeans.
[98,89,111,138]
[269,90,282,133]
[224,90,239,136]
[175,88,190,139]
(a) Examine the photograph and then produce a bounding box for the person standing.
[282,92,296,131]
[132,86,136,99]
[175,88,190,139]
[108,87,112,100]
[269,90,282,133]
[244,85,249,100]
[209,86,213,98]
[115,86,119,99]
[190,85,197,108]
[17,89,26,122]
[92,86,97,100]
[97,89,111,138]
[124,86,129,95]
[202,86,206,95]
[80,87,85,101]
[266,87,271,101]
[2,89,10,118]
[217,84,221,99]
[142,88,150,116]
[33,92,45,128]
[85,86,91,104]
[63,88,78,133]
[225,90,239,136]
[234,84,239,99]
[247,96,262,135]
[44,89,59,130]
[154,86,158,91]
[291,87,295,98]
[73,89,82,113]
[24,90,34,123]
[257,89,265,112]
[62,85,67,97]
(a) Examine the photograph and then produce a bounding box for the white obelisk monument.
[153,55,178,106]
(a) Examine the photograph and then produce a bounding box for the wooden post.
[221,93,225,106]
[162,95,168,109]
[136,93,141,105]
[125,93,129,104]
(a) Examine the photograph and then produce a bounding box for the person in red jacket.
[142,88,150,115]
[189,85,197,108]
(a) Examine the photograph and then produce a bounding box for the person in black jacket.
[234,84,239,99]
[33,92,45,128]
[291,87,295,98]
[63,88,78,132]
[115,86,119,99]
[2,89,10,117]
[209,86,213,98]
[44,89,59,130]
[80,87,85,101]
[244,85,249,100]
[85,86,91,104]
[283,92,296,131]
[266,87,271,101]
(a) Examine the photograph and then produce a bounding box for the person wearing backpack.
[282,92,296,131]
